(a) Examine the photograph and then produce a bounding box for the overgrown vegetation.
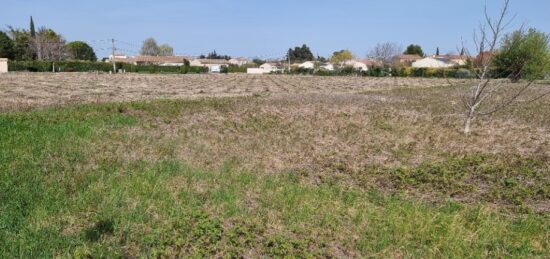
[0,80,548,257]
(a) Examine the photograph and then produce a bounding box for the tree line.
[0,17,97,61]
[283,30,549,82]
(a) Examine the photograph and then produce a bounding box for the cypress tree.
[436,47,440,56]
[30,16,36,38]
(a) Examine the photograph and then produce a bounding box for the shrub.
[221,65,247,73]
[455,68,475,79]
[291,67,314,75]
[367,66,393,77]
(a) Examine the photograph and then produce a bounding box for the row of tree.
[0,17,97,61]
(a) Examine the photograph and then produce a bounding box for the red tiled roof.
[196,59,231,65]
[359,59,384,66]
[133,56,191,63]
[394,55,423,60]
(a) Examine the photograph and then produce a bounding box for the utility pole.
[287,49,291,73]
[111,39,116,73]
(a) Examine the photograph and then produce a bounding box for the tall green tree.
[30,16,36,38]
[404,44,424,57]
[287,44,314,62]
[7,27,33,60]
[436,47,440,56]
[67,41,97,61]
[494,28,550,82]
[0,31,16,59]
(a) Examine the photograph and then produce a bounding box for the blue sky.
[3,0,550,59]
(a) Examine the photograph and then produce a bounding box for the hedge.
[8,60,208,74]
[7,60,484,78]
[221,65,248,73]
[8,60,113,72]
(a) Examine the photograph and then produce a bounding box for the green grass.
[1,100,549,258]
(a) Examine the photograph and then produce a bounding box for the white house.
[321,63,334,71]
[429,55,470,66]
[191,59,231,72]
[260,63,278,71]
[412,57,457,68]
[298,61,315,69]
[345,60,369,71]
[229,57,252,66]
[0,58,8,73]
[247,63,279,74]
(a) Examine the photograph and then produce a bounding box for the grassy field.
[1,73,549,257]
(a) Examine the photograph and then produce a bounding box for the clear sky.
[3,0,550,59]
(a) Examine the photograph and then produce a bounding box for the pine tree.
[30,16,36,38]
[436,47,440,56]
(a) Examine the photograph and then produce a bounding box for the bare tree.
[31,27,67,61]
[140,38,160,56]
[368,42,402,64]
[459,0,549,134]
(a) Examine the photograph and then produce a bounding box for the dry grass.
[99,84,549,210]
[1,73,549,257]
[1,73,548,207]
[0,72,468,111]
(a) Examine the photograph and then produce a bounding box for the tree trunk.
[464,116,473,134]
[464,108,475,134]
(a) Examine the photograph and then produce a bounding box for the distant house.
[321,63,334,71]
[247,63,282,74]
[430,55,471,66]
[190,59,231,72]
[298,61,315,69]
[393,55,423,66]
[229,57,252,66]
[344,60,369,71]
[359,59,384,68]
[109,54,129,60]
[0,58,8,73]
[259,63,274,70]
[412,57,457,68]
[445,55,470,66]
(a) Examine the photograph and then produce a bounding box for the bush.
[455,68,476,79]
[291,67,315,75]
[367,66,393,77]
[411,68,427,77]
[221,65,247,73]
